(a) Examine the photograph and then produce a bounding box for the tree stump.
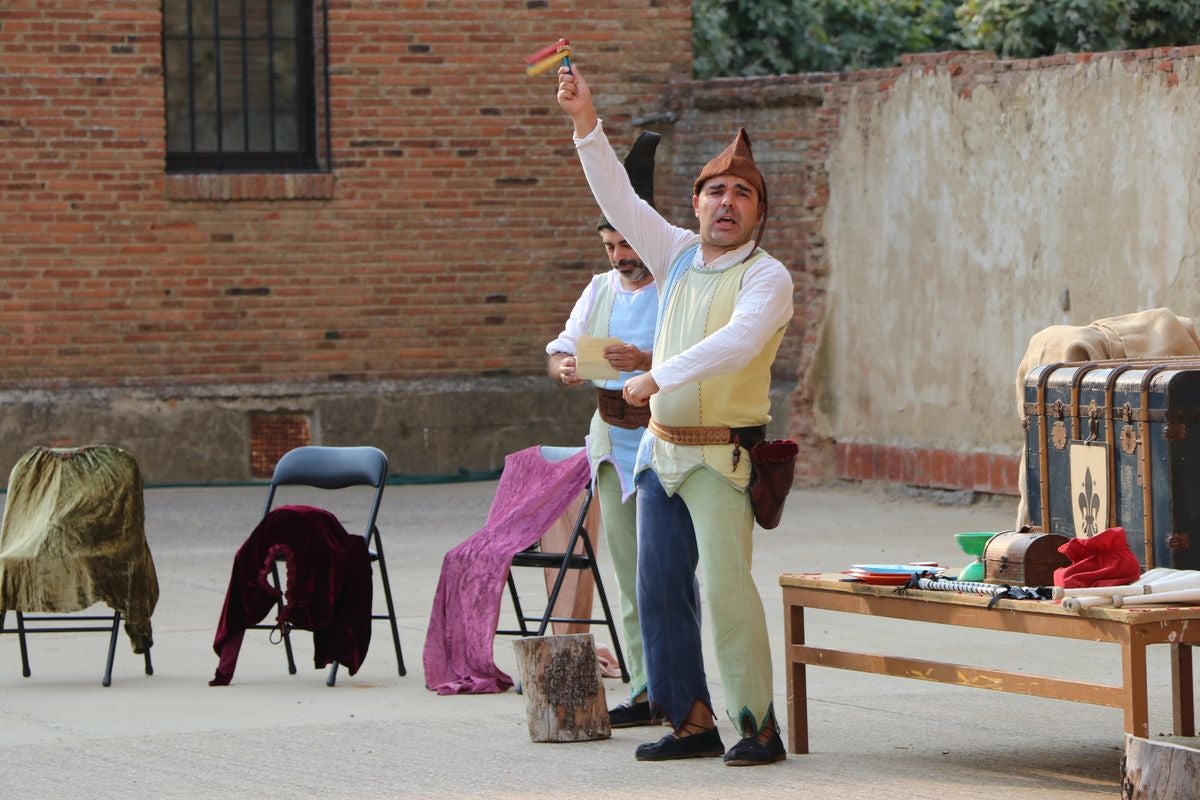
[513,633,611,743]
[1122,734,1200,799]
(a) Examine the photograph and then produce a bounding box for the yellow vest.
[585,274,618,463]
[648,247,786,490]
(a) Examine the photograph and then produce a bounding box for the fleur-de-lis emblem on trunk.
[1078,467,1101,537]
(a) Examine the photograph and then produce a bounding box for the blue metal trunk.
[1023,358,1200,570]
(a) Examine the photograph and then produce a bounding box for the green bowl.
[957,559,986,582]
[955,531,995,557]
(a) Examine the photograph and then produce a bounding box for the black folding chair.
[253,445,405,686]
[1,609,152,687]
[495,446,629,683]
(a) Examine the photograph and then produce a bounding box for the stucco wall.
[817,51,1200,484]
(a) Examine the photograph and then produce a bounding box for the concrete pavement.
[0,479,1152,798]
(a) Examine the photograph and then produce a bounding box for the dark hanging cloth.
[209,504,372,686]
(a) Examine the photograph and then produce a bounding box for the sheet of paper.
[575,335,622,380]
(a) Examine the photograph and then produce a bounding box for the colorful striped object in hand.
[523,38,570,76]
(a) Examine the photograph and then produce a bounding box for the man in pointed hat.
[545,131,661,728]
[556,64,793,766]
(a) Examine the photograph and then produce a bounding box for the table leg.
[785,601,808,754]
[1171,642,1195,737]
[1121,632,1149,738]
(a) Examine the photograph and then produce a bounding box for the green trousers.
[595,461,647,697]
[636,466,775,734]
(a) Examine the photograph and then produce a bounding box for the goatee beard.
[619,263,649,282]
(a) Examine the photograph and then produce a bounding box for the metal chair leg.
[537,488,596,637]
[0,610,27,679]
[370,526,406,677]
[16,611,31,678]
[537,496,592,637]
[538,550,576,637]
[505,571,532,635]
[102,611,120,687]
[270,561,298,675]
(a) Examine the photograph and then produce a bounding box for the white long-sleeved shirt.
[573,120,794,394]
[544,269,656,361]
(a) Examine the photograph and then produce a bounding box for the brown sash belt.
[648,419,767,447]
[597,388,651,430]
[649,420,795,527]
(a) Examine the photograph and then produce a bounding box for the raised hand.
[556,64,598,137]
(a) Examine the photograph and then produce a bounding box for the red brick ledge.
[836,442,1020,496]
[165,172,335,201]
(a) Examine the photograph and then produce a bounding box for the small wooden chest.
[984,531,1071,586]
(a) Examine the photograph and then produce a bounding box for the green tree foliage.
[693,0,959,77]
[956,0,1200,58]
[692,0,1200,78]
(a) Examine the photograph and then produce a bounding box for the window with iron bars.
[163,0,330,173]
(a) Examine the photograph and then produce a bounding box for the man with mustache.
[546,132,661,730]
[556,64,794,766]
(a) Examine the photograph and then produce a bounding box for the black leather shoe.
[722,730,787,766]
[635,728,725,761]
[608,699,663,728]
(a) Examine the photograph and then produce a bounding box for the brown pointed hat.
[693,128,768,249]
[693,127,766,207]
[598,131,661,231]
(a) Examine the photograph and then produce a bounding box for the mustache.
[615,259,645,269]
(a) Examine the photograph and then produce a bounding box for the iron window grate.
[163,0,331,173]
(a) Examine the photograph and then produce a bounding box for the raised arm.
[556,64,693,278]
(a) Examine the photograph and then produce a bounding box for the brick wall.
[0,1,695,480]
[0,0,692,387]
[836,442,1021,496]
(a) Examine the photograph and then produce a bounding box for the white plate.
[849,564,945,575]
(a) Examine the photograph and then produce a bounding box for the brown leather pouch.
[748,439,799,530]
[596,388,651,430]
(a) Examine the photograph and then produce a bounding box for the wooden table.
[780,573,1200,754]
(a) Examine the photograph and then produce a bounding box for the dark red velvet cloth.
[209,505,372,686]
[1053,526,1142,589]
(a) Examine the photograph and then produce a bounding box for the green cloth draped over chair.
[0,445,159,652]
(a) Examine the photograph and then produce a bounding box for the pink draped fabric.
[423,446,591,694]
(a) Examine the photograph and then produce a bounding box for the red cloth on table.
[209,505,372,686]
[1053,526,1142,589]
[422,446,591,695]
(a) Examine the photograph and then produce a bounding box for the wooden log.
[513,633,611,743]
[1122,734,1200,799]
